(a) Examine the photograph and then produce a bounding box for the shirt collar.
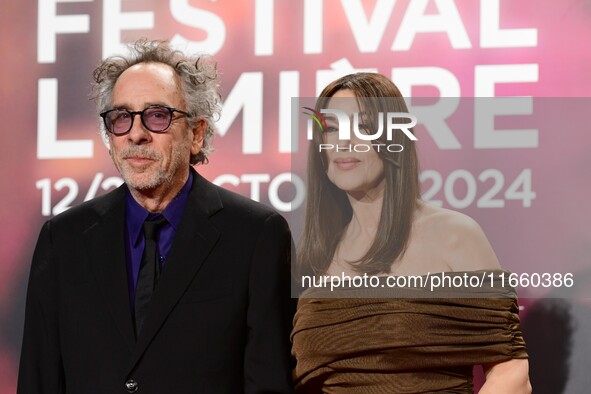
[126,171,194,247]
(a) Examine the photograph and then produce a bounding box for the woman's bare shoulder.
[412,202,501,272]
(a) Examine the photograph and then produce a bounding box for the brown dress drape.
[291,271,528,393]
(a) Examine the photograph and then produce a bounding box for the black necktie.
[134,215,167,337]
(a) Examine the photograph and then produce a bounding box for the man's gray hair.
[91,38,221,165]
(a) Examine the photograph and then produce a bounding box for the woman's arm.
[480,359,532,394]
[431,209,531,393]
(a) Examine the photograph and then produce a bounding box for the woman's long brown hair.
[297,73,420,279]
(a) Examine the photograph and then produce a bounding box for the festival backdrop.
[1,0,590,392]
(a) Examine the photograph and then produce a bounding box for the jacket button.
[125,379,138,393]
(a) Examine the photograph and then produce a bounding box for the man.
[18,39,295,393]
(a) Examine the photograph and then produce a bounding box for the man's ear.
[190,118,206,156]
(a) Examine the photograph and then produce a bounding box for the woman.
[292,73,531,393]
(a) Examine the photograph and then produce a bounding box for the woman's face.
[323,89,385,198]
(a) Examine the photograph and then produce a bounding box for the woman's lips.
[333,157,361,170]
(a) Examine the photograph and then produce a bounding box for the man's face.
[108,62,203,195]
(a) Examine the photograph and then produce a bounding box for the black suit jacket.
[18,169,295,394]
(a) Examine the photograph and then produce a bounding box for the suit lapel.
[129,170,223,370]
[83,185,136,351]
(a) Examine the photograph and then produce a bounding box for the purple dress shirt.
[124,172,193,309]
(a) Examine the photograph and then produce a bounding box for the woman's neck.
[346,180,385,236]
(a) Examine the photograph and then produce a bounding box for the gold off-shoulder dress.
[291,271,528,393]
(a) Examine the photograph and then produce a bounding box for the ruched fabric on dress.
[291,271,528,393]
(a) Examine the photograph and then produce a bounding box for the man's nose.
[127,114,152,144]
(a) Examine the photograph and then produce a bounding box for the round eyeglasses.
[100,105,192,135]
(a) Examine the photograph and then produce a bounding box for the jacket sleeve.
[17,221,66,394]
[244,212,296,394]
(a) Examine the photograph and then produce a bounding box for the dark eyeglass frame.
[100,105,193,135]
